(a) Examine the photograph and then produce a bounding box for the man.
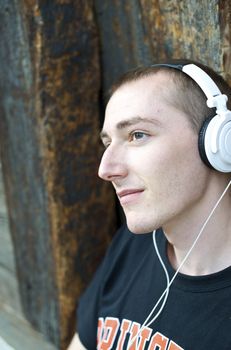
[68,60,231,349]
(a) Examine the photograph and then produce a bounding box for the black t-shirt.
[77,225,231,349]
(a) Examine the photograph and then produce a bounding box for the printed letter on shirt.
[97,317,184,350]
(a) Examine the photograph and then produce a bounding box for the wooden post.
[95,0,231,86]
[0,0,116,348]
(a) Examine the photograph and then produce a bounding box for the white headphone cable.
[127,179,231,349]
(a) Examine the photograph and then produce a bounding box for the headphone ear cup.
[199,113,231,172]
[198,116,215,169]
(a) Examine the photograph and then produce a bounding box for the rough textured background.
[94,0,231,97]
[0,0,116,348]
[0,0,230,349]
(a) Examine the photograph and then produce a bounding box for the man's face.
[98,73,210,234]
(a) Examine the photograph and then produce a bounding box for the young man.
[68,60,231,349]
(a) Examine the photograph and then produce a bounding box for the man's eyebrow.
[116,116,160,130]
[100,116,160,140]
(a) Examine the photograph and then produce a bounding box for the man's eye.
[130,131,148,141]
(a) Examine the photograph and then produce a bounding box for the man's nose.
[98,146,127,182]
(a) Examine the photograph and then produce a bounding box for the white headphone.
[152,63,231,173]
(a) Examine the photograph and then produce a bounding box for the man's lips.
[116,189,144,204]
[117,189,144,198]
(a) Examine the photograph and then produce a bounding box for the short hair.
[109,59,231,131]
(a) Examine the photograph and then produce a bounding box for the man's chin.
[126,220,154,234]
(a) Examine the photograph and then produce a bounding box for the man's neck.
[163,179,231,276]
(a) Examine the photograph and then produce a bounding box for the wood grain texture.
[219,0,231,83]
[0,0,116,348]
[140,0,221,67]
[95,0,230,94]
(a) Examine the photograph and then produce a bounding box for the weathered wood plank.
[219,0,231,83]
[0,166,16,276]
[0,163,58,349]
[0,0,116,348]
[0,163,22,316]
[95,0,231,95]
[94,0,153,95]
[140,0,221,67]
